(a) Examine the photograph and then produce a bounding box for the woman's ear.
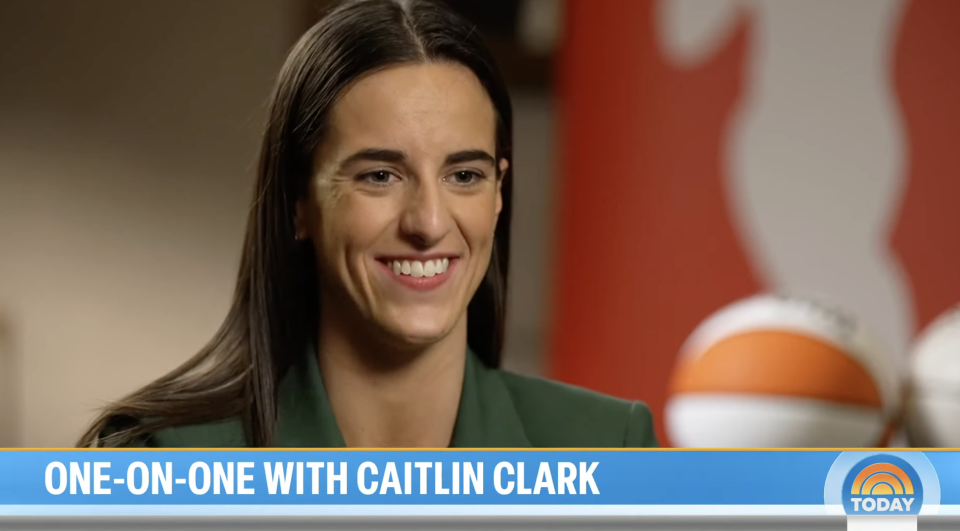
[294,200,309,241]
[496,158,509,216]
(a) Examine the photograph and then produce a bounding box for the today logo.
[841,455,923,515]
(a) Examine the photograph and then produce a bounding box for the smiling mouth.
[386,258,450,278]
[376,257,458,291]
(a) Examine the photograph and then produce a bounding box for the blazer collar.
[276,345,531,448]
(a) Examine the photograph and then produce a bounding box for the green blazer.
[123,348,658,448]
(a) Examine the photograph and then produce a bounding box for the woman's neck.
[315,314,467,448]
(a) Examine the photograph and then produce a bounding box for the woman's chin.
[390,324,453,347]
[375,314,459,349]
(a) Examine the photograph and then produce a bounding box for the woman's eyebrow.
[339,148,408,167]
[445,149,495,166]
[337,148,495,168]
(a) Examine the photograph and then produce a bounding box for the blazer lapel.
[276,345,531,448]
[450,349,532,448]
[276,347,346,447]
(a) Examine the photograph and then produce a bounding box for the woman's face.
[298,62,507,348]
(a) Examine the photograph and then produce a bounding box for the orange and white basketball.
[665,293,900,447]
[905,304,960,447]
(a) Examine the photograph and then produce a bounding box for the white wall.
[0,0,301,446]
[659,0,914,367]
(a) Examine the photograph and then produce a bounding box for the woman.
[78,0,657,448]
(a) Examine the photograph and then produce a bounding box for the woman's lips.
[377,257,458,291]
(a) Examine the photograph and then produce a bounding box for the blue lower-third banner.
[1,449,960,516]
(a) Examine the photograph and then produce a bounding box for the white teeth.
[389,259,451,277]
[411,261,424,277]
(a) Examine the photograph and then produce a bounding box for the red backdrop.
[549,0,960,446]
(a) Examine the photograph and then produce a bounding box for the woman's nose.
[398,178,451,247]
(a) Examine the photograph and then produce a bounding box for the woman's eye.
[360,170,397,186]
[449,170,482,185]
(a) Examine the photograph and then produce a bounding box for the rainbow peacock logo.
[842,455,923,515]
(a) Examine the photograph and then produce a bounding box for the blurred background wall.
[550,0,960,445]
[0,0,957,447]
[0,0,303,445]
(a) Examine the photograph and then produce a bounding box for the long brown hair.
[78,0,513,447]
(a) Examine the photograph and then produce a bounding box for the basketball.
[665,293,899,447]
[905,303,960,447]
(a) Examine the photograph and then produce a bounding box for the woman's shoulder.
[496,370,658,448]
[98,416,247,448]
